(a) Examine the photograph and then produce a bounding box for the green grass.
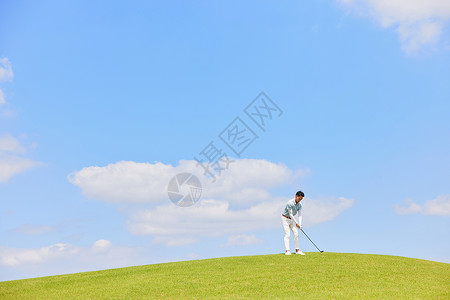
[0,253,449,299]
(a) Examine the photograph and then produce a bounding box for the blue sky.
[1,0,449,281]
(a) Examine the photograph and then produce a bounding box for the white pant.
[281,215,299,251]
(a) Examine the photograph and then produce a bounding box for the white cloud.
[92,239,113,253]
[423,195,450,216]
[0,135,41,183]
[223,234,264,247]
[397,20,442,53]
[0,59,40,182]
[68,161,174,203]
[337,0,450,54]
[393,199,423,215]
[128,199,283,237]
[0,240,149,280]
[0,93,14,119]
[393,199,422,215]
[0,243,78,267]
[302,196,355,225]
[68,159,307,204]
[394,195,450,216]
[0,57,13,114]
[0,57,13,116]
[0,155,41,183]
[0,57,14,82]
[0,134,26,154]
[127,196,354,245]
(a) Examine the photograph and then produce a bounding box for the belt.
[282,214,291,219]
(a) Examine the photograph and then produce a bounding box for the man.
[281,191,305,255]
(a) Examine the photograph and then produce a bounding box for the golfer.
[281,191,305,255]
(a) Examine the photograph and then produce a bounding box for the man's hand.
[296,224,302,229]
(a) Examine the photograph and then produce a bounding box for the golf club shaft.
[300,229,323,252]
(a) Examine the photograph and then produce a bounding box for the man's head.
[295,191,304,203]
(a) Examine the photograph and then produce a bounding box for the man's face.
[295,195,303,203]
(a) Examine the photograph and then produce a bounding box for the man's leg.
[281,216,291,253]
[288,221,300,252]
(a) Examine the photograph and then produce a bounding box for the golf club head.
[320,251,324,253]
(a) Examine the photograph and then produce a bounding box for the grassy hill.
[0,253,448,299]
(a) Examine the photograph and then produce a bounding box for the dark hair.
[296,191,304,197]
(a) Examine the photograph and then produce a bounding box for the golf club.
[300,229,324,253]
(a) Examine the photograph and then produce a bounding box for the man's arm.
[288,208,301,228]
[297,209,302,228]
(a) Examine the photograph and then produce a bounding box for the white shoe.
[296,251,305,255]
[285,251,291,255]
